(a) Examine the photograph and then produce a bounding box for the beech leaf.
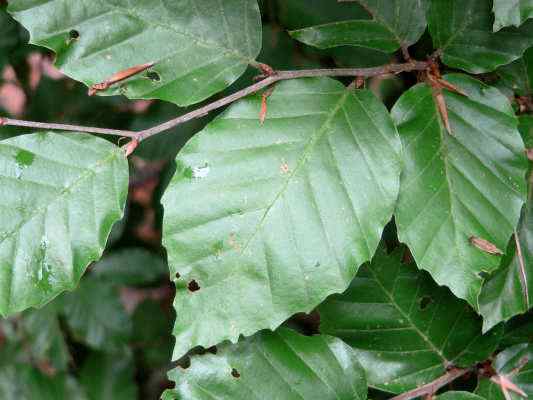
[7,0,262,106]
[391,74,528,308]
[162,77,402,360]
[0,132,128,316]
[319,247,502,393]
[163,328,367,400]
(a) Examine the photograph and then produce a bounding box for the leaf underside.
[0,132,128,316]
[162,77,402,360]
[391,74,528,308]
[8,0,262,106]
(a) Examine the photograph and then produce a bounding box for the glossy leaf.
[476,344,533,400]
[493,0,533,31]
[319,247,503,393]
[0,132,128,316]
[79,352,138,400]
[391,74,528,307]
[290,0,428,52]
[61,277,132,352]
[163,328,367,400]
[7,0,262,106]
[479,116,533,330]
[162,77,402,359]
[428,0,533,73]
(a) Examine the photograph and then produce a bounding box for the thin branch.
[515,229,530,308]
[1,61,430,143]
[389,368,471,400]
[137,61,429,141]
[0,117,137,138]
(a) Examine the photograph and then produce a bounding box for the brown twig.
[389,368,471,400]
[1,61,430,143]
[0,117,137,138]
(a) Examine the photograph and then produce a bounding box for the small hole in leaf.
[419,296,432,310]
[188,280,200,292]
[69,30,80,40]
[147,71,161,82]
[175,272,181,279]
[478,271,490,279]
[231,368,240,378]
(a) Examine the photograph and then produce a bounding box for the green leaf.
[501,311,533,347]
[428,0,533,73]
[163,328,367,400]
[79,352,138,400]
[162,77,402,360]
[493,0,533,31]
[0,365,85,400]
[0,132,128,316]
[91,247,168,286]
[438,392,487,400]
[20,303,70,372]
[290,0,428,52]
[498,48,533,96]
[391,74,528,307]
[131,300,174,369]
[476,344,533,400]
[0,7,24,68]
[61,277,132,352]
[319,247,503,393]
[479,116,533,330]
[7,0,262,107]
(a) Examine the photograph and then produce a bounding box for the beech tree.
[0,0,531,399]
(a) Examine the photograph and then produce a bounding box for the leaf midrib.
[238,88,349,257]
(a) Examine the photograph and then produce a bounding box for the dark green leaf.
[290,0,428,52]
[8,0,262,106]
[0,132,128,316]
[391,74,528,307]
[498,48,533,97]
[79,352,138,400]
[20,303,70,372]
[61,278,131,352]
[132,300,174,369]
[476,344,532,400]
[162,77,402,360]
[0,365,85,400]
[493,0,533,31]
[319,247,503,393]
[501,311,533,347]
[428,0,533,73]
[91,247,167,286]
[164,328,367,400]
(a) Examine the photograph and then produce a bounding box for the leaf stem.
[388,368,471,400]
[0,61,429,142]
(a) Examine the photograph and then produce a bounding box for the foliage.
[0,1,532,399]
